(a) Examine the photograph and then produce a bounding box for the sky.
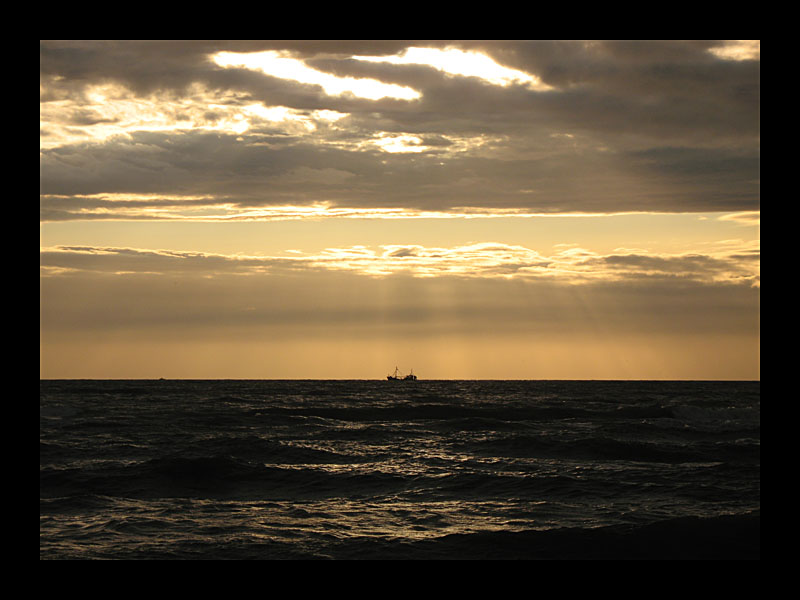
[40,40,760,380]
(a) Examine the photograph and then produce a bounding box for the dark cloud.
[40,40,759,216]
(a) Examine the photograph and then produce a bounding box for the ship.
[387,366,417,381]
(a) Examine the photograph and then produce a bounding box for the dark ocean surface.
[40,379,760,560]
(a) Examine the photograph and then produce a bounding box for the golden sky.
[40,41,760,379]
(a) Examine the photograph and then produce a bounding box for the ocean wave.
[669,405,760,432]
[459,434,713,464]
[253,404,675,425]
[349,511,762,560]
[38,453,611,502]
[40,406,79,419]
[40,454,418,500]
[40,380,760,559]
[191,435,375,464]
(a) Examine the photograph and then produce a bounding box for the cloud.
[351,46,553,90]
[212,50,422,100]
[40,239,759,287]
[40,40,760,217]
[719,211,760,227]
[39,246,760,346]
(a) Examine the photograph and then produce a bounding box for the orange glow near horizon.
[40,330,760,380]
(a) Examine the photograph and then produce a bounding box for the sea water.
[40,379,760,559]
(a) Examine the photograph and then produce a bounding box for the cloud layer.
[41,237,759,288]
[41,40,760,219]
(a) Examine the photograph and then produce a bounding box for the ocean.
[40,379,760,560]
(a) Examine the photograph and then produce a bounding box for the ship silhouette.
[386,366,417,381]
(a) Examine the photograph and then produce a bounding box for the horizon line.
[39,377,760,382]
